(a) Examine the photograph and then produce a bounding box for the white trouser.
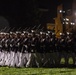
[14,51,20,67]
[26,53,32,67]
[0,51,5,66]
[5,52,11,66]
[10,51,15,67]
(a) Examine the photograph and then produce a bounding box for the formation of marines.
[0,29,75,67]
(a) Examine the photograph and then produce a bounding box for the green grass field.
[0,54,75,75]
[0,67,76,75]
[0,55,75,75]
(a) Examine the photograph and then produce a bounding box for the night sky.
[0,0,73,30]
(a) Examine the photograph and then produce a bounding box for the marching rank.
[0,30,75,67]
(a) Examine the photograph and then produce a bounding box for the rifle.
[23,27,28,31]
[26,27,30,32]
[17,27,22,31]
[11,27,15,32]
[36,24,41,32]
[6,27,11,33]
[40,27,44,31]
[32,25,36,30]
[2,27,7,32]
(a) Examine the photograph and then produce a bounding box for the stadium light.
[66,22,69,25]
[66,18,69,21]
[71,22,73,25]
[67,32,70,35]
[63,18,65,21]
[60,33,62,35]
[71,22,75,25]
[59,10,62,13]
[72,23,75,25]
[63,11,65,13]
[63,22,65,24]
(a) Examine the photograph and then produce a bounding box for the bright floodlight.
[63,22,65,24]
[72,23,75,25]
[66,18,69,21]
[67,32,70,35]
[59,10,62,13]
[71,22,72,25]
[66,22,69,25]
[63,18,65,21]
[71,22,75,25]
[63,11,65,13]
[60,33,62,35]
